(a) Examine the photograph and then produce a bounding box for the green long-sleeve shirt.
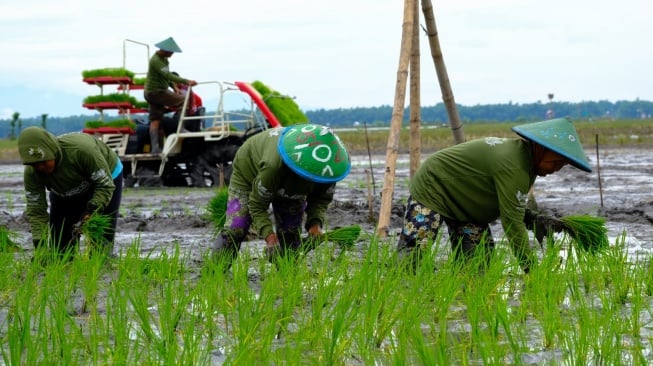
[410,137,537,266]
[144,52,189,93]
[230,128,335,239]
[23,132,119,241]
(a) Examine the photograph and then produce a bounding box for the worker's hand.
[265,233,279,247]
[307,224,322,238]
[72,212,92,236]
[524,210,566,245]
[264,233,280,262]
[188,80,198,87]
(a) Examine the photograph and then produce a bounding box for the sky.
[1,0,651,119]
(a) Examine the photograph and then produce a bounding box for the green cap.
[278,124,351,183]
[512,117,592,172]
[155,37,182,53]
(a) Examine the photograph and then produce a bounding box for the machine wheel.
[189,139,241,187]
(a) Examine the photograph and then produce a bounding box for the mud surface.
[1,147,653,260]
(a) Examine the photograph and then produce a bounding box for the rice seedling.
[0,225,21,252]
[321,225,362,248]
[78,213,113,258]
[206,186,229,232]
[1,228,653,364]
[560,214,610,254]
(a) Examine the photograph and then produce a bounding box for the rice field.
[1,231,653,365]
[1,120,652,364]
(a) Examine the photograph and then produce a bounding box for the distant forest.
[1,99,651,138]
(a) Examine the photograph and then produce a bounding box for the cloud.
[0,0,651,118]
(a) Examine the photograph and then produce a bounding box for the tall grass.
[2,230,653,364]
[0,119,650,162]
[335,119,653,154]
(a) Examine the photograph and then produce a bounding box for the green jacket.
[410,137,537,265]
[144,52,189,93]
[23,132,119,240]
[230,128,335,239]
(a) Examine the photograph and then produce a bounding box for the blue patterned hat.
[278,124,351,183]
[512,117,592,172]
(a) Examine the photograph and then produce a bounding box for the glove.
[524,209,565,245]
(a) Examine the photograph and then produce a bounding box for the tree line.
[1,99,651,138]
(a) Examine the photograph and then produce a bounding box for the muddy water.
[1,147,652,260]
[1,147,652,363]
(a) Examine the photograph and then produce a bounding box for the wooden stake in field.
[376,0,416,237]
[377,0,464,237]
[409,0,422,179]
[421,0,464,144]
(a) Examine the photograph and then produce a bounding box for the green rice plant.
[133,100,149,109]
[83,93,139,105]
[41,264,87,364]
[71,250,107,315]
[4,262,43,365]
[2,225,652,364]
[251,80,308,126]
[82,68,135,79]
[348,240,403,363]
[79,213,113,257]
[560,215,609,254]
[225,251,279,364]
[152,247,194,363]
[599,233,633,306]
[322,225,362,248]
[623,256,650,363]
[84,119,136,129]
[206,186,229,232]
[523,241,570,349]
[0,225,21,252]
[412,249,460,364]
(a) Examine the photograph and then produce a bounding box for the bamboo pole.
[595,134,604,208]
[366,169,375,221]
[421,0,464,144]
[363,120,376,195]
[409,0,421,178]
[376,0,416,237]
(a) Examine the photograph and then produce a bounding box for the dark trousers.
[48,174,123,255]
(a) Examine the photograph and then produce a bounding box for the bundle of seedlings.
[559,214,609,254]
[77,213,113,254]
[320,225,362,249]
[251,80,308,126]
[82,67,135,79]
[207,186,229,233]
[84,119,136,129]
[207,188,362,248]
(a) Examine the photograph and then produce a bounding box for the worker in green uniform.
[144,37,197,154]
[396,118,592,273]
[17,126,123,260]
[211,123,351,268]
